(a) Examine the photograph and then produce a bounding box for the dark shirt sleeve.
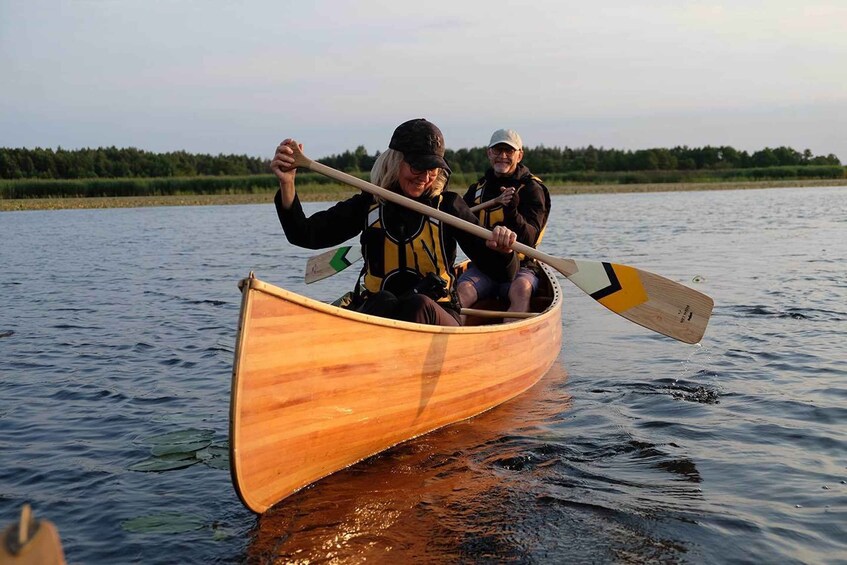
[274,189,370,249]
[441,192,518,282]
[462,183,476,207]
[503,179,549,247]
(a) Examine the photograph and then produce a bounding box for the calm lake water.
[1,186,845,564]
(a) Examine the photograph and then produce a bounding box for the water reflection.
[2,188,846,563]
[247,362,571,563]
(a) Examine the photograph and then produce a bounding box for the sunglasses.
[405,161,439,175]
[489,146,519,156]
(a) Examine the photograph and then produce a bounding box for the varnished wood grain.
[229,266,562,513]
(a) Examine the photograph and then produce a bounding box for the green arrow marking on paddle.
[305,245,363,284]
[330,247,354,271]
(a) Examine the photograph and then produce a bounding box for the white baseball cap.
[488,129,523,150]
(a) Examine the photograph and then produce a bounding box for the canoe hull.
[229,266,562,513]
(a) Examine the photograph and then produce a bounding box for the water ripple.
[2,189,846,563]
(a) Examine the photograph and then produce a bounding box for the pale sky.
[2,0,845,162]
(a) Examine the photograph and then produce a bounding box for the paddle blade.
[305,246,363,284]
[563,259,713,344]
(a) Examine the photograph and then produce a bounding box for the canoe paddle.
[303,197,503,284]
[288,143,713,344]
[469,197,506,214]
[305,245,363,284]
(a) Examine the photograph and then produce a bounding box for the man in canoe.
[457,128,551,316]
[271,118,519,326]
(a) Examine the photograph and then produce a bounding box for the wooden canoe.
[229,264,563,513]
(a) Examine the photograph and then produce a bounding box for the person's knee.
[399,294,457,325]
[358,291,399,317]
[457,280,477,306]
[400,293,432,316]
[406,294,429,309]
[509,277,533,299]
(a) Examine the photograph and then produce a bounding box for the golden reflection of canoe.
[229,264,563,514]
[247,362,571,563]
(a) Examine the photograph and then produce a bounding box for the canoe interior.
[229,265,563,513]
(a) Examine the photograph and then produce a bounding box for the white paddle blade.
[304,246,363,284]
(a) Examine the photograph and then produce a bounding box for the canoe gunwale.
[236,265,561,335]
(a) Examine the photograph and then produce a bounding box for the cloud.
[1,0,844,161]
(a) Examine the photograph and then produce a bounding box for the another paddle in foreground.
[0,504,66,565]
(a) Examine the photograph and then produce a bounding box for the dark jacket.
[462,164,550,249]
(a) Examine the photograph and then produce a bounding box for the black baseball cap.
[388,118,451,173]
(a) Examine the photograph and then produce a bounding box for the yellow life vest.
[361,197,454,301]
[469,176,548,261]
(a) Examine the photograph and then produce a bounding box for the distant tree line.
[0,144,842,181]
[0,147,267,179]
[321,144,842,174]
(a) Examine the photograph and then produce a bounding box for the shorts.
[457,263,539,302]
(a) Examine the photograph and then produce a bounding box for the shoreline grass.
[1,178,844,212]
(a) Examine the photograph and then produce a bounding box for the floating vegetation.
[129,453,200,472]
[195,446,230,470]
[122,512,206,534]
[129,428,228,472]
[148,429,214,456]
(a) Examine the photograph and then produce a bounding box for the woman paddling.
[271,118,518,326]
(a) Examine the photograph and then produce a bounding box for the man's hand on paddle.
[486,225,517,253]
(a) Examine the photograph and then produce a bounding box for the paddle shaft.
[295,155,577,277]
[469,197,500,213]
[461,308,537,319]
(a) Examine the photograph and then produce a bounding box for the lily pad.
[122,512,205,534]
[129,452,199,472]
[130,429,227,471]
[145,428,215,444]
[196,445,229,470]
[150,440,212,457]
[146,428,215,456]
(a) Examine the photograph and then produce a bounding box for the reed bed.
[2,178,844,211]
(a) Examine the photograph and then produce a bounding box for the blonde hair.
[370,149,448,198]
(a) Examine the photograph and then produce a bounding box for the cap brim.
[406,154,451,174]
[488,140,521,150]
